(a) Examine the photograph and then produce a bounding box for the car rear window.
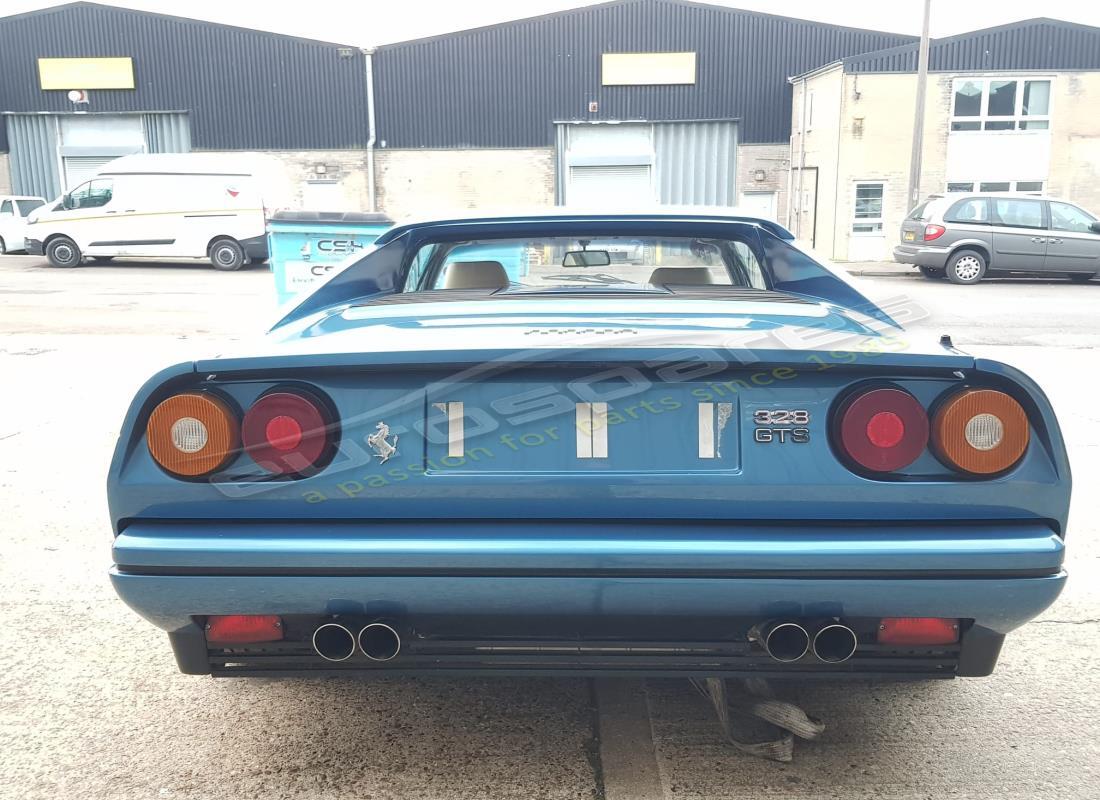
[944,197,990,224]
[15,199,45,216]
[906,202,931,221]
[415,235,770,293]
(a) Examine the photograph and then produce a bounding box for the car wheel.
[91,256,114,264]
[209,237,246,271]
[46,236,82,268]
[1067,272,1095,283]
[946,250,986,285]
[918,266,945,279]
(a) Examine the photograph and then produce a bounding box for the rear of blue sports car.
[107,215,1070,679]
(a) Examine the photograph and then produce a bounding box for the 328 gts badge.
[753,409,811,443]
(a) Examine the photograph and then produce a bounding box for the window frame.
[943,197,991,225]
[990,197,1048,230]
[0,200,12,216]
[949,77,1053,133]
[944,180,1044,195]
[851,181,885,237]
[1047,200,1097,234]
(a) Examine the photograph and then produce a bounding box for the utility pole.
[906,0,932,211]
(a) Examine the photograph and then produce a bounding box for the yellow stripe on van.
[27,208,264,225]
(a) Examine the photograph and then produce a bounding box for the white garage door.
[567,164,653,207]
[62,155,121,189]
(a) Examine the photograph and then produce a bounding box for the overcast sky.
[4,0,1099,46]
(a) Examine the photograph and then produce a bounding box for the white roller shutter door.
[62,156,120,189]
[567,164,652,206]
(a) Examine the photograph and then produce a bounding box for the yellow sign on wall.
[601,52,697,86]
[38,57,135,90]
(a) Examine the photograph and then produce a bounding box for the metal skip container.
[267,211,393,304]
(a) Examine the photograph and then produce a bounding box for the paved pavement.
[1,255,1096,800]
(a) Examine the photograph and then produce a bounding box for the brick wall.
[375,148,555,219]
[0,153,12,196]
[1047,72,1100,213]
[195,147,558,218]
[195,149,373,211]
[736,143,789,223]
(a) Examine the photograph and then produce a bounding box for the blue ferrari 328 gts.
[108,211,1070,679]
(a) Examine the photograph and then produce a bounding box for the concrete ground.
[0,255,1096,800]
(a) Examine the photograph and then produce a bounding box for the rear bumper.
[893,244,951,267]
[110,520,1066,678]
[23,238,44,256]
[240,234,268,263]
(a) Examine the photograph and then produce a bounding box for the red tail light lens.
[923,224,946,241]
[834,387,929,473]
[878,617,959,645]
[206,614,284,644]
[242,389,334,475]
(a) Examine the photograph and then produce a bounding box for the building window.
[950,78,1051,132]
[945,180,1043,195]
[852,182,884,235]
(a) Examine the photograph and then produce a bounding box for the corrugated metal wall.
[844,19,1100,73]
[143,113,191,153]
[654,121,737,206]
[4,114,60,200]
[0,3,369,150]
[373,0,914,148]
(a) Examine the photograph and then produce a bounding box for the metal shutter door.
[567,164,652,206]
[62,156,120,189]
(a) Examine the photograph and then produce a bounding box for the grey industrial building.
[2,0,1099,242]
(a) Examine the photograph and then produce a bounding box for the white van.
[25,153,290,270]
[0,195,47,254]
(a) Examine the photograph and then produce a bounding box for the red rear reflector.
[866,411,905,448]
[206,614,284,644]
[877,617,959,645]
[242,389,334,475]
[923,224,946,241]
[835,387,929,472]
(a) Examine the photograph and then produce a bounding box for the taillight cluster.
[833,384,1030,477]
[146,387,336,478]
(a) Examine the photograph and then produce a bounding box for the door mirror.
[62,193,74,210]
[1090,221,1100,235]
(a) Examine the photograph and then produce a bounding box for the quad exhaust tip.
[358,622,401,662]
[760,621,810,663]
[812,623,859,664]
[312,623,356,662]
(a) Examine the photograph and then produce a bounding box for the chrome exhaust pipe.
[812,623,858,663]
[312,622,356,662]
[358,622,401,661]
[755,620,810,663]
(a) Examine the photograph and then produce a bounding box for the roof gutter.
[787,60,844,84]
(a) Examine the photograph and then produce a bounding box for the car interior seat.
[441,260,509,290]
[648,267,717,287]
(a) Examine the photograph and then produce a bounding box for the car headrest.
[648,267,716,287]
[442,260,509,290]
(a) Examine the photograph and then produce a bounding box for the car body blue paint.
[111,571,1065,639]
[106,212,1072,677]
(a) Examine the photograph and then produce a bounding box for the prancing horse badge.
[368,421,399,463]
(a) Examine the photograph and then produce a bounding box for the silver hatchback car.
[894,193,1100,284]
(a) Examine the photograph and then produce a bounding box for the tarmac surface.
[1,255,1096,800]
